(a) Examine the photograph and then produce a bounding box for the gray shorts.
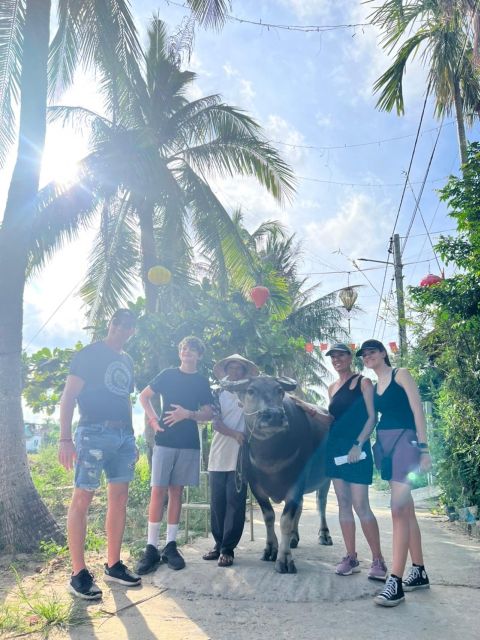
[151,446,200,487]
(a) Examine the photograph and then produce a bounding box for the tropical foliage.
[369,0,480,164]
[410,142,480,508]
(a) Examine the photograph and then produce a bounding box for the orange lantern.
[320,343,328,351]
[250,285,270,309]
[420,273,442,287]
[389,341,399,353]
[305,342,314,353]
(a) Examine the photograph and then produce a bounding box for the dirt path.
[8,487,479,640]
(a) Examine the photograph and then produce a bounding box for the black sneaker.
[69,569,103,600]
[374,576,405,607]
[403,565,430,591]
[135,544,162,575]
[161,541,185,570]
[104,561,142,586]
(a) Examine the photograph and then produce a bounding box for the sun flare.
[40,125,89,187]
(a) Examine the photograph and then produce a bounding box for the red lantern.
[420,273,443,287]
[389,341,399,353]
[250,285,270,309]
[349,343,356,352]
[320,343,328,351]
[305,342,314,353]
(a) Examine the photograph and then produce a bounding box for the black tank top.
[374,368,415,431]
[328,374,368,442]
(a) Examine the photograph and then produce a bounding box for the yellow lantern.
[147,265,172,285]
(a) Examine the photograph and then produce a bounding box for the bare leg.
[390,481,413,577]
[67,488,95,575]
[148,486,168,523]
[333,478,355,555]
[167,485,184,524]
[106,482,129,567]
[350,483,383,559]
[408,500,424,565]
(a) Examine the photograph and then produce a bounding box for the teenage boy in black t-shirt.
[136,337,214,573]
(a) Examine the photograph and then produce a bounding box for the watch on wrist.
[353,440,361,448]
[417,442,428,449]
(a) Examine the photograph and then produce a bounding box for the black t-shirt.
[69,341,134,430]
[149,367,214,449]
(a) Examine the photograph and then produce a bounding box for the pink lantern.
[250,285,270,308]
[389,341,399,353]
[420,273,443,287]
[305,342,314,353]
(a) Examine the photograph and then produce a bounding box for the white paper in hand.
[334,451,367,466]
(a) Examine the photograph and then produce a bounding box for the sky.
[1,0,476,424]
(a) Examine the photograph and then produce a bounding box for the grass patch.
[0,567,87,637]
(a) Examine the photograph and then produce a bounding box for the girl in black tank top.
[323,344,387,581]
[358,339,432,607]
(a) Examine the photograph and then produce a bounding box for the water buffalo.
[222,375,332,574]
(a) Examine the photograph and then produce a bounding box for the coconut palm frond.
[0,0,24,167]
[285,291,345,341]
[29,161,103,273]
[81,194,139,327]
[186,0,231,29]
[179,164,257,293]
[179,135,295,205]
[374,30,432,114]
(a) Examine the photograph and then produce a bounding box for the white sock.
[166,523,178,544]
[147,521,161,547]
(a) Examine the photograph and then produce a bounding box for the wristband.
[419,450,430,455]
[417,442,428,449]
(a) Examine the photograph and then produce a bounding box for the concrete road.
[72,487,480,640]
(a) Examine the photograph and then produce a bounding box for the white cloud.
[279,0,350,20]
[305,191,392,258]
[239,78,256,104]
[223,62,239,77]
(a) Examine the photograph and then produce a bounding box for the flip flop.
[218,554,234,567]
[202,549,220,561]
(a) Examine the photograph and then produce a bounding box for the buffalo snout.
[260,407,288,426]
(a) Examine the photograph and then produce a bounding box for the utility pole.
[392,233,407,359]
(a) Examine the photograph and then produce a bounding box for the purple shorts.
[372,428,420,484]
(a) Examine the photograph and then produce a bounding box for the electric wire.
[164,0,370,32]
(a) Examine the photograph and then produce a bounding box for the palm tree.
[221,213,345,396]
[369,0,480,165]
[0,0,231,552]
[33,18,295,327]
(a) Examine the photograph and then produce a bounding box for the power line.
[271,121,455,152]
[297,174,448,188]
[164,0,370,32]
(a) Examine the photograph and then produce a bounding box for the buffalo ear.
[276,376,297,392]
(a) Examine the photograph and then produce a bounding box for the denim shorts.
[74,424,137,491]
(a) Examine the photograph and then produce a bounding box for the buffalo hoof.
[318,528,333,546]
[275,559,297,574]
[261,545,278,562]
[290,534,299,549]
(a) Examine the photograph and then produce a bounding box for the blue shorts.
[74,424,136,491]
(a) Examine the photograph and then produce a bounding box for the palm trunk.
[138,203,159,313]
[453,78,468,167]
[0,0,63,551]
